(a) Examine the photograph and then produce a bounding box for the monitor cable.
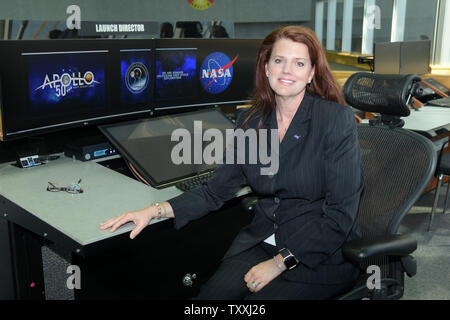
[125,160,151,187]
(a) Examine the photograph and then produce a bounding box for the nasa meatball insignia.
[200,52,237,94]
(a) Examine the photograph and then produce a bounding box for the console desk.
[0,155,253,299]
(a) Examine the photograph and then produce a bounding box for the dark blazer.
[168,92,364,285]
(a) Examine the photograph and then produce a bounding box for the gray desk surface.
[0,155,182,247]
[403,106,450,132]
[361,106,450,137]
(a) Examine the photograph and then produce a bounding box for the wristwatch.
[279,248,298,270]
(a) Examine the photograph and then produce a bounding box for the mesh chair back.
[343,73,421,116]
[357,125,436,237]
[356,125,436,285]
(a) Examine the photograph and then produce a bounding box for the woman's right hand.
[100,206,156,239]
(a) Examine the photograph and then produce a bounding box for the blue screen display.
[120,49,151,106]
[155,48,197,100]
[26,51,106,113]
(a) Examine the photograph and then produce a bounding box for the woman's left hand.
[244,258,283,293]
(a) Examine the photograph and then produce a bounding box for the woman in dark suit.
[101,26,364,300]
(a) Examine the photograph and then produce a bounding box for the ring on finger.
[251,281,259,289]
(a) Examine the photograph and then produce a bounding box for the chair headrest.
[343,72,422,117]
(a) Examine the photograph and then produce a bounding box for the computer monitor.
[23,50,108,132]
[374,40,430,75]
[374,41,401,74]
[0,39,154,141]
[99,108,236,189]
[0,38,259,140]
[400,40,431,75]
[153,38,260,111]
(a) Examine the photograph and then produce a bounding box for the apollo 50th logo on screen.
[34,69,101,98]
[25,51,106,111]
[200,52,238,94]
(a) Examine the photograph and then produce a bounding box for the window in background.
[404,0,437,42]
[322,1,329,49]
[334,0,344,51]
[373,0,393,44]
[351,0,364,53]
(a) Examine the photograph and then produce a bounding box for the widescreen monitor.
[99,109,236,189]
[153,39,260,111]
[24,50,108,131]
[0,39,154,141]
[0,38,258,141]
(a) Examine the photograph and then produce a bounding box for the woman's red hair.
[243,25,345,128]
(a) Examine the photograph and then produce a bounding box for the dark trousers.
[194,243,357,300]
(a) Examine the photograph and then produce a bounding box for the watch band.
[279,248,297,270]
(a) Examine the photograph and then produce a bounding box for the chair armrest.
[342,234,417,263]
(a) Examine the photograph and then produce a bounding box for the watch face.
[280,249,297,270]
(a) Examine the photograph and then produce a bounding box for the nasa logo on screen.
[187,0,214,10]
[200,52,238,94]
[125,62,149,94]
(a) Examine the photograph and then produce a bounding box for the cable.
[125,160,151,186]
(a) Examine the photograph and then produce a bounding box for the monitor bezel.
[0,38,259,141]
[0,39,155,141]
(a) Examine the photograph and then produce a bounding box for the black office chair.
[338,72,437,299]
[428,139,450,231]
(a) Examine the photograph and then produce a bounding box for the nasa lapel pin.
[294,134,301,140]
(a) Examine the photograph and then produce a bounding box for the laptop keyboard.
[175,171,214,192]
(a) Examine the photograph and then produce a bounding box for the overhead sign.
[78,22,158,36]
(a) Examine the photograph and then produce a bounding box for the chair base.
[337,277,404,300]
[337,259,407,300]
